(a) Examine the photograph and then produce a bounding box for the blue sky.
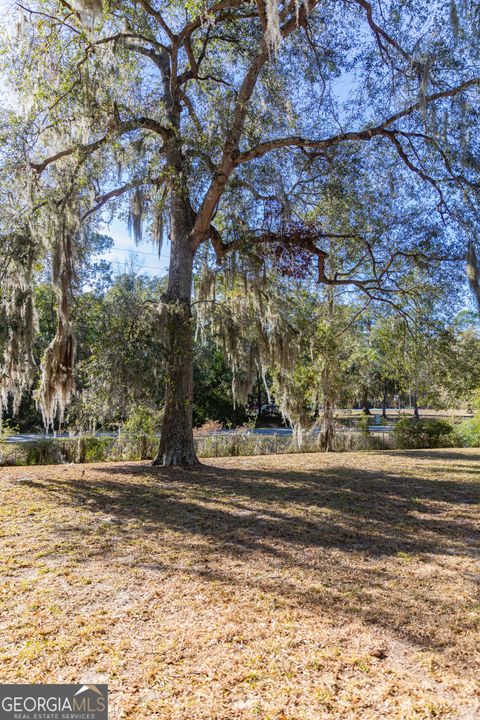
[98,219,170,278]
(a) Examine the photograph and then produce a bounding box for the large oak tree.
[1,0,480,463]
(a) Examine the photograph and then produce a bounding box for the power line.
[107,245,170,260]
[107,259,167,271]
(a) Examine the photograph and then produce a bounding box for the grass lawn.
[0,449,479,719]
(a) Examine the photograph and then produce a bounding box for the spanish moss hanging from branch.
[35,198,79,430]
[128,186,145,246]
[195,251,310,437]
[0,228,38,423]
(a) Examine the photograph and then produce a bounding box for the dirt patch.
[1,449,479,718]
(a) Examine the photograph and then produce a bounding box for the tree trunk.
[257,372,262,417]
[361,387,371,415]
[320,394,335,452]
[413,391,420,420]
[382,381,388,419]
[320,285,336,451]
[152,192,198,467]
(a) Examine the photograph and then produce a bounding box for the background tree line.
[3,230,479,437]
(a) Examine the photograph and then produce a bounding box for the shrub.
[25,439,65,465]
[358,416,371,435]
[71,436,113,463]
[456,415,480,447]
[194,428,394,458]
[455,390,480,447]
[194,419,224,435]
[393,417,458,449]
[333,430,392,452]
[0,442,24,466]
[0,436,113,466]
[0,419,19,442]
[113,405,162,460]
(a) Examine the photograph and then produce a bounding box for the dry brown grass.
[0,449,479,719]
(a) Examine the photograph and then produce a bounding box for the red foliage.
[254,223,324,279]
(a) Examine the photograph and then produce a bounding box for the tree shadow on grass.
[36,460,480,560]
[23,458,480,657]
[383,448,480,464]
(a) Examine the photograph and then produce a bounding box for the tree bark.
[361,386,371,415]
[150,51,200,467]
[152,191,198,466]
[257,372,262,417]
[320,284,336,451]
[320,381,335,451]
[413,391,420,419]
[382,380,388,419]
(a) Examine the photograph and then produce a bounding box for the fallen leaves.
[0,448,479,718]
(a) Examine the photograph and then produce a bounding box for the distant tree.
[192,342,247,428]
[71,271,166,430]
[369,316,407,417]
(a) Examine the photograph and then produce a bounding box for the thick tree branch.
[193,0,320,248]
[29,137,107,174]
[235,79,480,164]
[29,116,169,174]
[81,182,136,221]
[81,171,167,221]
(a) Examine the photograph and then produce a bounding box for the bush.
[113,405,162,460]
[25,439,65,465]
[358,416,371,434]
[456,415,480,447]
[0,426,394,465]
[456,390,480,447]
[194,428,394,458]
[393,417,458,449]
[0,419,19,441]
[194,419,224,435]
[71,436,113,463]
[0,436,114,466]
[333,430,393,452]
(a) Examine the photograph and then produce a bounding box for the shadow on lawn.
[38,459,480,562]
[25,458,480,654]
[383,449,480,464]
